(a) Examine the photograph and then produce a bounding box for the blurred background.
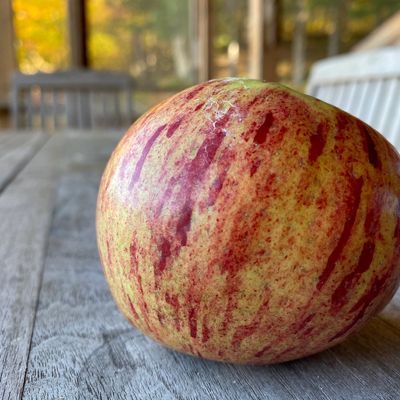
[1,0,400,130]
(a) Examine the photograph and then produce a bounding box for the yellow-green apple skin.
[96,78,400,364]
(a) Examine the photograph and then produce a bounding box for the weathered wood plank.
[22,134,127,400]
[0,134,66,400]
[0,133,47,192]
[22,130,400,400]
[0,135,22,155]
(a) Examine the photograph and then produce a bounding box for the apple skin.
[96,78,400,364]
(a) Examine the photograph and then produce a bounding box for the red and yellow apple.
[96,78,400,364]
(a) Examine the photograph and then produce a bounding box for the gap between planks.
[0,133,48,194]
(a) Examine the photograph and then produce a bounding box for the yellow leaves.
[12,0,68,73]
[88,32,124,70]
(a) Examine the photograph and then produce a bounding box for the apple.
[96,78,400,364]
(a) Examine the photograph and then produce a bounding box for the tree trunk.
[264,0,280,81]
[328,0,347,57]
[188,0,198,82]
[197,0,213,82]
[172,35,190,80]
[292,0,307,85]
[248,0,265,79]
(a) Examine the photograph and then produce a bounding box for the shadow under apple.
[75,310,400,399]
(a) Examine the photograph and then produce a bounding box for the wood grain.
[0,132,47,192]
[22,133,126,400]
[0,131,123,400]
[0,134,64,400]
[20,131,400,400]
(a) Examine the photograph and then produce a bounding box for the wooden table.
[1,130,400,400]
